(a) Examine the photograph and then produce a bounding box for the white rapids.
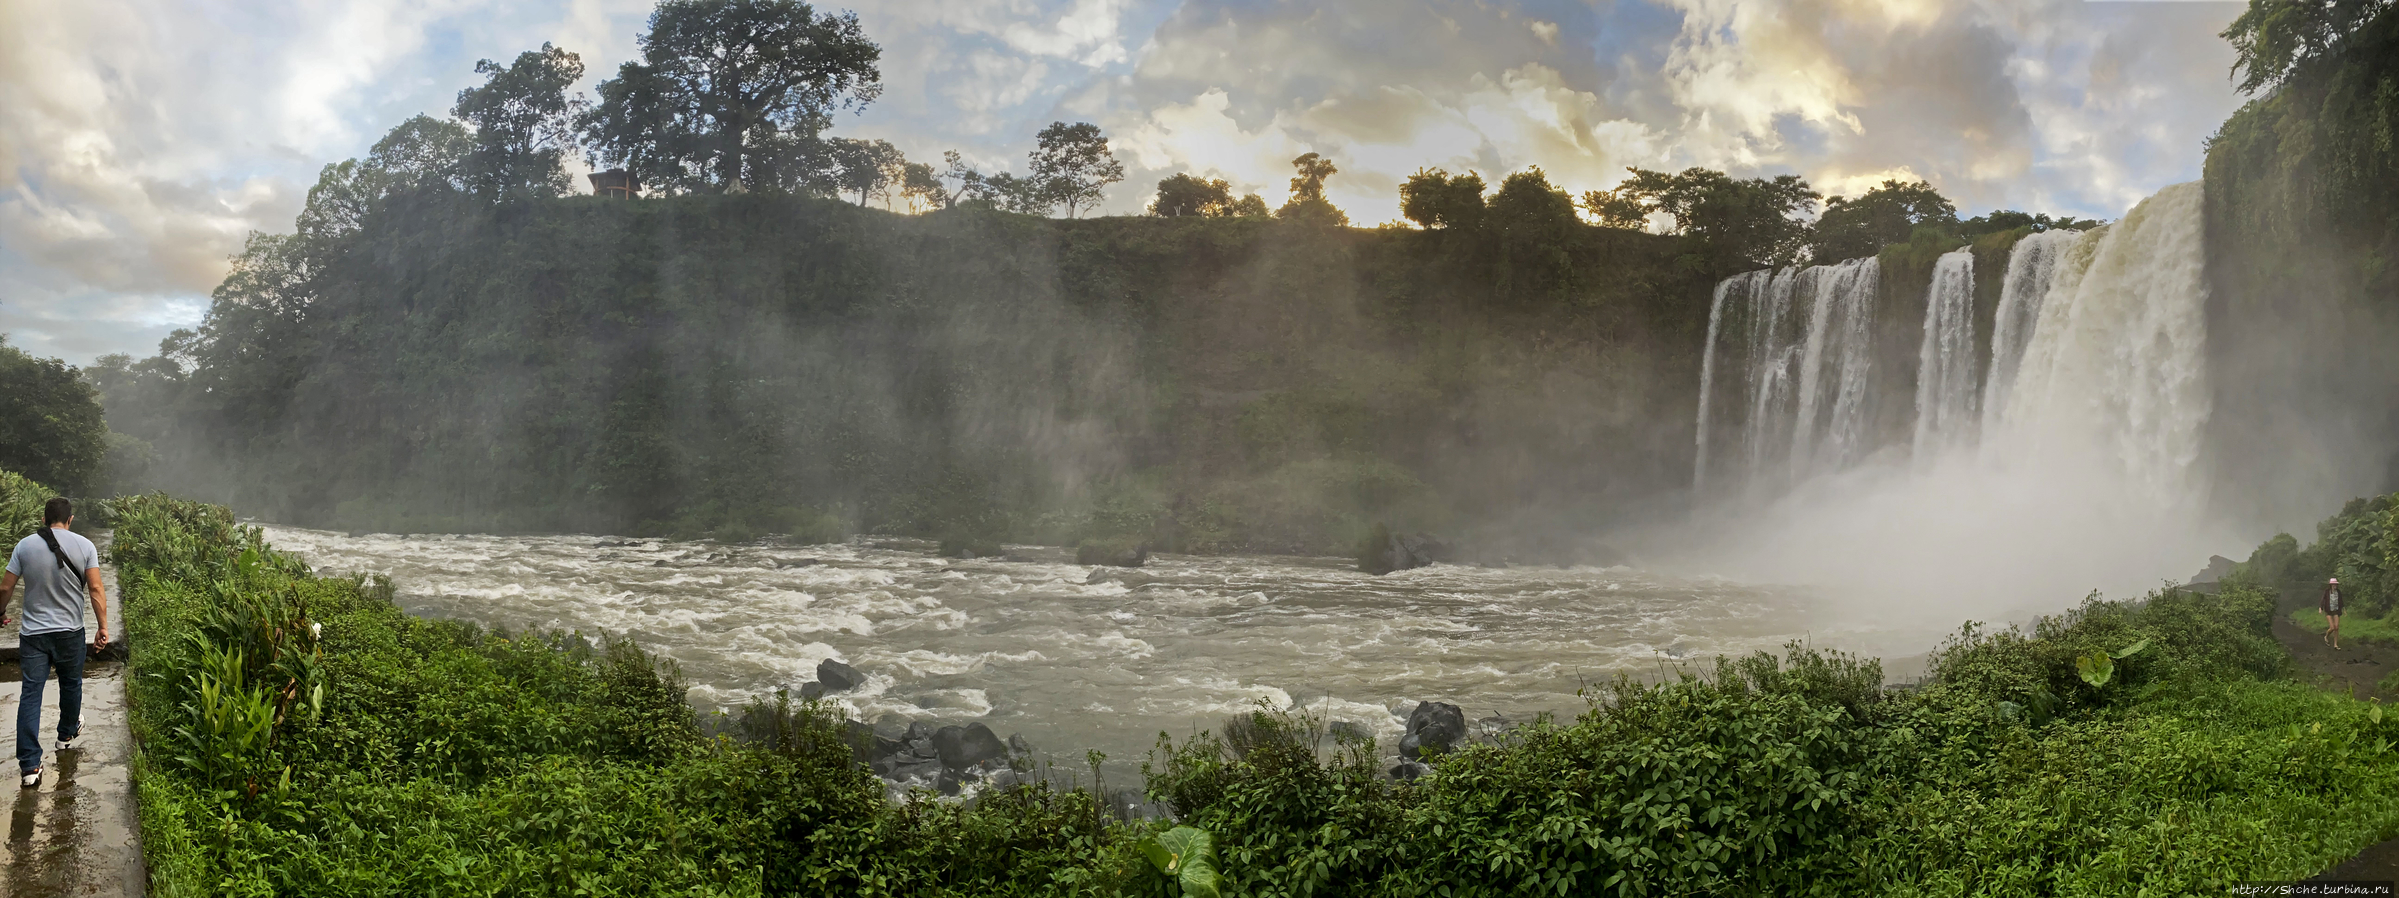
[259,527,1933,772]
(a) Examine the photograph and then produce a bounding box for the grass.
[2290,608,2399,646]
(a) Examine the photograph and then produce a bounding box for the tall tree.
[583,0,882,194]
[292,115,473,259]
[1579,185,1650,230]
[1487,167,1577,238]
[2223,0,2395,94]
[1603,167,1819,271]
[1150,173,1234,217]
[828,137,904,206]
[0,336,108,495]
[899,161,943,211]
[453,43,588,199]
[1277,152,1348,226]
[1399,168,1486,229]
[1809,179,1958,263]
[1027,122,1124,218]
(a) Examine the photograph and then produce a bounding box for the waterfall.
[1979,229,2083,434]
[2000,181,2210,503]
[1691,259,1881,497]
[1912,250,1978,457]
[1789,258,1880,478]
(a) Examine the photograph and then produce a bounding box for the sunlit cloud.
[0,0,2245,363]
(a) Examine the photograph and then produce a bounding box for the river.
[260,526,1953,774]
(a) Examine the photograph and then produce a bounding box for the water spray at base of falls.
[1672,181,2230,614]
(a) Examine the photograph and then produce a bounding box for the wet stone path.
[0,538,142,897]
[0,660,142,897]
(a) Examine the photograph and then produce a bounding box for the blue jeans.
[17,630,85,773]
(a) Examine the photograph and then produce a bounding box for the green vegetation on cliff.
[94,191,1716,554]
[2203,0,2399,523]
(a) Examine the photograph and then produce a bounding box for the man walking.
[0,497,109,788]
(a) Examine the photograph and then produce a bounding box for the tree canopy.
[454,43,588,199]
[1399,168,1487,230]
[1277,153,1349,226]
[1595,167,1820,272]
[1810,179,1958,264]
[2223,0,2395,94]
[1152,174,1233,217]
[583,0,882,194]
[1028,122,1125,218]
[0,336,108,496]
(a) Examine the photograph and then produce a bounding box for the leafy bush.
[0,468,52,543]
[1139,583,2381,896]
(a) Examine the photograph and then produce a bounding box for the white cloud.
[0,0,2252,362]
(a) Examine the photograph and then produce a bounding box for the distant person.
[0,497,109,788]
[2322,576,2345,651]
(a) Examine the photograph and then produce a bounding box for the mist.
[1653,180,2270,637]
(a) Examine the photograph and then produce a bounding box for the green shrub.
[0,468,52,543]
[111,486,1123,896]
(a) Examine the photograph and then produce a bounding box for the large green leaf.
[2076,651,2115,688]
[1140,826,1221,898]
[2111,638,2150,659]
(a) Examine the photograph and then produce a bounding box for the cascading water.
[1693,180,2210,509]
[1691,259,1881,499]
[1979,229,2082,435]
[1912,250,1978,457]
[1999,181,2210,503]
[1679,180,2223,617]
[1789,258,1881,481]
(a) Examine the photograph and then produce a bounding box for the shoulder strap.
[35,528,88,589]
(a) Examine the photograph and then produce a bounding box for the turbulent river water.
[259,526,1950,772]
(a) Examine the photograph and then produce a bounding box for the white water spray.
[2000,181,2211,505]
[1980,229,2082,435]
[1912,250,1978,458]
[1692,260,1881,499]
[1677,181,2229,614]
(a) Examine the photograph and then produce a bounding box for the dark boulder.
[816,658,865,693]
[1358,524,1449,575]
[1076,537,1150,567]
[934,722,1010,769]
[1008,733,1035,757]
[1390,760,1433,780]
[799,682,825,700]
[886,758,942,783]
[1402,701,1467,760]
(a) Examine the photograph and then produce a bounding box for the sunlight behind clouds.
[0,0,2246,363]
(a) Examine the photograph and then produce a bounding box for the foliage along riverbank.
[101,476,2399,895]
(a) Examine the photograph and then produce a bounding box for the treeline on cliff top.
[71,0,2098,548]
[98,471,2399,895]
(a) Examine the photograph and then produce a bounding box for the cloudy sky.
[0,0,2246,364]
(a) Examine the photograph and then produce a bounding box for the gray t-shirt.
[7,529,99,636]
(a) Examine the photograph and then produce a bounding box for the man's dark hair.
[42,497,71,527]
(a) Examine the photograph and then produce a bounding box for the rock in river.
[934,723,1009,769]
[816,658,865,693]
[1402,701,1467,760]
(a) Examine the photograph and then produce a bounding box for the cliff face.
[105,193,1718,552]
[2203,9,2399,532]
